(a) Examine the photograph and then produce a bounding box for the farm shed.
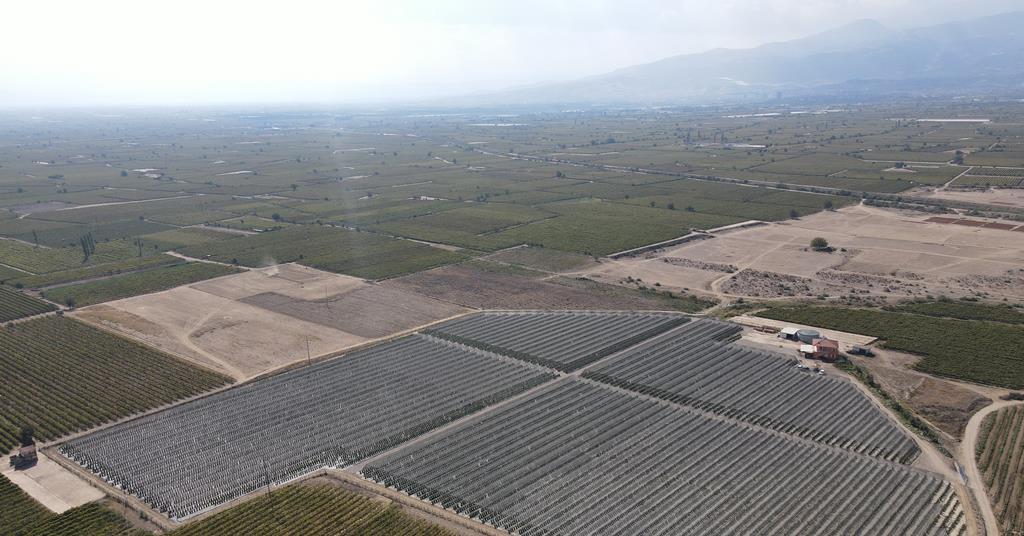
[779,326,800,340]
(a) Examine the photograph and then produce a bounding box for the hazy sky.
[1,0,1019,108]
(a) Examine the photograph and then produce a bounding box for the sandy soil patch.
[910,186,1024,210]
[191,263,366,300]
[241,286,466,338]
[73,264,463,380]
[383,264,681,311]
[862,361,991,438]
[582,204,1024,302]
[2,451,104,513]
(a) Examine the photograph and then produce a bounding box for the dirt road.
[960,399,1024,536]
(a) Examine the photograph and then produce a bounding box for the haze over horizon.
[2,0,1022,108]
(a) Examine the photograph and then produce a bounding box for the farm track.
[963,400,1024,536]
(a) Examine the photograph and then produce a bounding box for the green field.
[886,300,1024,325]
[0,286,56,322]
[976,406,1024,535]
[0,316,231,453]
[42,262,240,307]
[6,254,184,289]
[0,239,143,274]
[0,476,142,536]
[757,305,1024,388]
[172,483,453,536]
[179,226,467,280]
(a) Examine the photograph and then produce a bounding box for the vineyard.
[584,319,920,462]
[42,261,240,307]
[976,405,1024,534]
[5,253,182,289]
[886,300,1024,325]
[0,316,231,453]
[0,238,141,274]
[178,225,466,280]
[0,285,56,322]
[61,334,554,520]
[0,475,142,536]
[364,380,965,535]
[427,311,688,371]
[171,484,453,536]
[758,306,1024,388]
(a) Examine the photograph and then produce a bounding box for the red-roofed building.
[797,337,840,362]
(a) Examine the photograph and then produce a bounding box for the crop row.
[62,334,554,520]
[0,238,140,274]
[0,475,142,536]
[42,261,239,307]
[427,311,688,371]
[178,225,466,280]
[365,380,964,536]
[584,319,920,462]
[171,483,453,536]
[5,253,183,289]
[0,316,231,453]
[0,285,56,322]
[976,405,1024,534]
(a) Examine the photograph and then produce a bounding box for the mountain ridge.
[460,11,1024,106]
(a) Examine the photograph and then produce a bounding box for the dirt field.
[72,264,466,380]
[581,204,1024,303]
[910,186,1024,210]
[1,451,104,514]
[864,360,992,438]
[384,263,685,310]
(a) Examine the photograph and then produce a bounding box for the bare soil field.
[0,451,104,514]
[241,286,465,338]
[72,264,466,380]
[582,204,1024,303]
[383,263,684,310]
[860,357,992,438]
[910,186,1024,210]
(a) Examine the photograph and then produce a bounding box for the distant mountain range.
[470,11,1024,106]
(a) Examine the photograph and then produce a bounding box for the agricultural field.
[0,238,143,275]
[364,379,964,535]
[42,262,240,307]
[62,334,554,520]
[886,300,1024,325]
[585,319,919,462]
[581,203,1024,304]
[427,311,687,371]
[4,104,1023,536]
[757,305,1024,388]
[73,263,466,380]
[0,475,142,536]
[383,260,715,312]
[178,225,466,280]
[170,483,453,536]
[0,316,231,454]
[5,253,184,289]
[0,285,56,322]
[483,245,598,273]
[976,405,1024,535]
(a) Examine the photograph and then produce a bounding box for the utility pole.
[306,337,312,367]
